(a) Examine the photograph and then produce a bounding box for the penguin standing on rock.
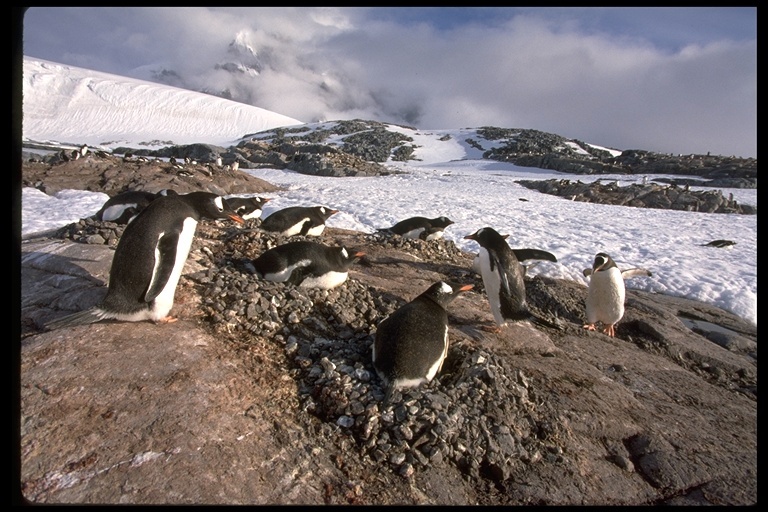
[95,189,178,224]
[251,241,365,289]
[582,252,652,337]
[260,206,339,237]
[464,227,556,332]
[46,192,245,330]
[379,216,454,240]
[372,280,473,405]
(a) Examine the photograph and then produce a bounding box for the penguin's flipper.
[621,268,653,279]
[299,220,313,236]
[45,308,103,331]
[512,249,558,263]
[488,252,511,295]
[286,266,310,286]
[144,231,180,303]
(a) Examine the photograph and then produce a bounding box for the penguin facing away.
[379,216,454,240]
[582,252,652,337]
[224,196,272,221]
[95,189,178,224]
[46,192,245,330]
[260,206,339,237]
[464,227,533,332]
[252,241,365,289]
[372,280,473,405]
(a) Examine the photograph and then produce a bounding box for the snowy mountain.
[22,57,303,150]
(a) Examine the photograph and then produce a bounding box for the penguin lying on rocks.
[378,216,454,240]
[251,240,365,289]
[224,196,271,222]
[46,192,244,330]
[95,189,177,224]
[464,227,558,332]
[372,280,473,405]
[260,205,339,237]
[582,252,652,337]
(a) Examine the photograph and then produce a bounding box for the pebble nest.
[53,217,571,484]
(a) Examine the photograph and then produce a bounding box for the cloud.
[22,7,756,157]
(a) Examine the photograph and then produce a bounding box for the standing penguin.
[224,196,271,221]
[46,192,245,329]
[372,280,473,405]
[464,227,534,332]
[260,205,339,237]
[582,252,652,337]
[252,241,365,289]
[379,216,454,240]
[95,189,178,224]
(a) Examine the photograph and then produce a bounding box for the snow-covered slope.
[22,57,303,150]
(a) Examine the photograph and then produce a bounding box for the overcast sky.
[20,7,756,158]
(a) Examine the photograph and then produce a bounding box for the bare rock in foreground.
[18,222,756,505]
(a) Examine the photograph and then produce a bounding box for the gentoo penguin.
[582,252,652,337]
[372,280,473,404]
[95,189,178,224]
[260,206,339,237]
[224,196,271,221]
[252,241,365,289]
[46,192,245,330]
[379,216,454,240]
[701,239,736,248]
[464,227,533,332]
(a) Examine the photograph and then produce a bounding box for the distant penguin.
[224,196,271,221]
[260,206,339,237]
[95,189,178,224]
[372,280,473,404]
[582,252,652,337]
[701,239,736,248]
[252,241,365,289]
[379,216,454,240]
[231,161,239,172]
[46,192,245,330]
[464,227,533,332]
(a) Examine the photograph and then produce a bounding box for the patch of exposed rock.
[19,216,757,505]
[517,178,756,214]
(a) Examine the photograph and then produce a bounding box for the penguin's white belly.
[586,269,625,325]
[305,224,326,236]
[300,271,348,289]
[281,217,311,237]
[401,228,425,239]
[263,259,312,282]
[477,248,506,326]
[241,209,261,221]
[101,203,138,222]
[148,219,198,321]
[423,230,444,241]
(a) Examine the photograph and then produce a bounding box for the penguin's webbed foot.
[156,316,179,324]
[603,324,616,337]
[481,324,502,333]
[583,323,597,332]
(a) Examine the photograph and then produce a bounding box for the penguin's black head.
[423,280,474,308]
[433,216,454,228]
[318,206,340,219]
[463,227,504,246]
[592,252,615,272]
[185,192,245,224]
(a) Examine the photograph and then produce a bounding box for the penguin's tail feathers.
[45,308,103,331]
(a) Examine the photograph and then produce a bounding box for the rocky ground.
[17,157,757,505]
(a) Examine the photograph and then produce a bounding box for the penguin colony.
[48,190,653,403]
